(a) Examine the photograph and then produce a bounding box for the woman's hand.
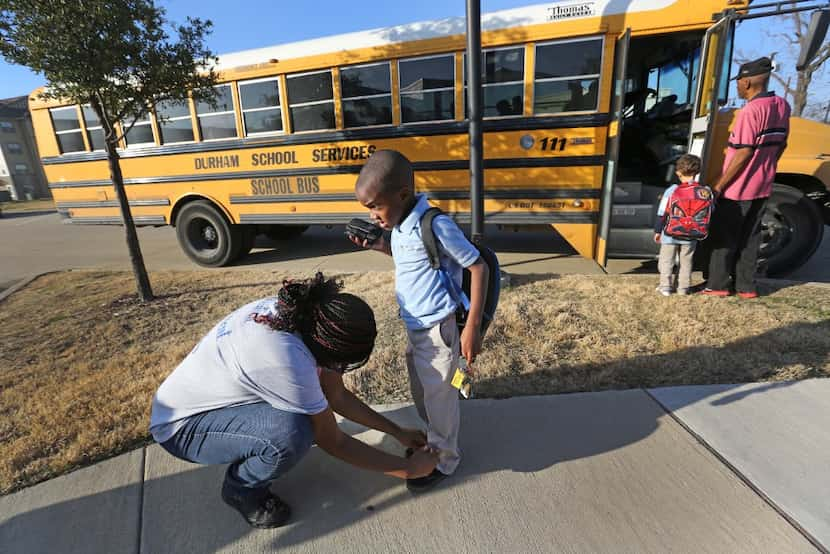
[394,427,427,449]
[406,447,440,479]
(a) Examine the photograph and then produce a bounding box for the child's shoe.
[676,288,690,295]
[406,469,448,493]
[655,286,672,296]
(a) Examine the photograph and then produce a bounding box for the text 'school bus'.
[30,0,830,273]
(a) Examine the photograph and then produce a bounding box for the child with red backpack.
[654,154,714,295]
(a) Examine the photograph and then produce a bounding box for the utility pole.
[466,0,484,244]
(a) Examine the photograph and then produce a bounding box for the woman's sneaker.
[221,479,291,529]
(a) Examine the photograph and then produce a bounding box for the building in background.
[0,95,49,201]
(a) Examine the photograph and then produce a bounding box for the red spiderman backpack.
[663,182,714,240]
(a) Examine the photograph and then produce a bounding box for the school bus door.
[688,15,735,184]
[596,28,631,268]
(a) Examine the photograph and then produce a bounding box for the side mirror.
[797,8,830,71]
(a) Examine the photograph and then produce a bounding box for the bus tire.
[175,200,241,267]
[264,224,309,241]
[760,183,824,276]
[235,225,258,261]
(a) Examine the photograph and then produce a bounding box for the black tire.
[235,225,258,261]
[760,183,825,276]
[264,224,309,241]
[175,200,241,267]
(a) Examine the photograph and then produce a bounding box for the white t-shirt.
[149,297,328,443]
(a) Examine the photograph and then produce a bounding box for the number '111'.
[540,137,567,151]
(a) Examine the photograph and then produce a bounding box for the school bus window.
[340,62,392,128]
[156,99,195,143]
[239,77,283,136]
[287,70,335,132]
[399,55,455,123]
[50,106,85,153]
[464,47,525,117]
[123,110,155,147]
[82,105,106,151]
[534,37,603,114]
[195,84,237,140]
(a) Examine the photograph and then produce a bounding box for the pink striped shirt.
[722,91,791,201]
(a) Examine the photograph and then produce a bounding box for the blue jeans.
[160,402,314,492]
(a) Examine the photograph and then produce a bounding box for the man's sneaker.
[699,288,731,297]
[655,286,672,296]
[406,469,448,493]
[221,479,291,529]
[737,291,759,299]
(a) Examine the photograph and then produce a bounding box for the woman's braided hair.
[269,273,376,372]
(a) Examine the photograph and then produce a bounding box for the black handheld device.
[345,218,384,245]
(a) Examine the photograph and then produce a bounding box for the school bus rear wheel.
[175,200,242,267]
[759,184,824,276]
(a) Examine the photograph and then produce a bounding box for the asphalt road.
[1,211,828,285]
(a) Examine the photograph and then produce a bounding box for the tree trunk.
[103,140,154,301]
[793,69,812,117]
[90,94,154,302]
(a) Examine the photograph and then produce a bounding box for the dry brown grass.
[0,270,828,495]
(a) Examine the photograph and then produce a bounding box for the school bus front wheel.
[175,200,243,267]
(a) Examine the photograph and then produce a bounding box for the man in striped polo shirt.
[702,57,791,298]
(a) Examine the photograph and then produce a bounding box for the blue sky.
[1,0,826,116]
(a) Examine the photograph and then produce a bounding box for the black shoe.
[404,448,414,458]
[221,479,291,529]
[406,469,448,493]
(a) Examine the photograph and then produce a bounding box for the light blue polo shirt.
[392,194,480,330]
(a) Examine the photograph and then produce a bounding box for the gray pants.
[658,242,697,291]
[406,315,461,475]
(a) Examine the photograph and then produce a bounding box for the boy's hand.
[394,427,427,449]
[348,233,388,253]
[460,325,482,366]
[654,233,661,244]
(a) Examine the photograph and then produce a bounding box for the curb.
[0,271,56,304]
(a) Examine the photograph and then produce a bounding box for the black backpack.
[420,207,501,336]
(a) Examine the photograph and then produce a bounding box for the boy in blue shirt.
[654,154,703,295]
[352,150,489,492]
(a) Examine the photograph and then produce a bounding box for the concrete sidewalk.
[1,381,828,553]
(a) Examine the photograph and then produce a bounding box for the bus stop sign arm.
[467,0,484,244]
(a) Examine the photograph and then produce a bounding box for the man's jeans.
[160,402,314,492]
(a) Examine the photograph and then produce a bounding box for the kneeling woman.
[150,273,437,529]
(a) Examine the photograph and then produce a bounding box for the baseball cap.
[732,57,773,80]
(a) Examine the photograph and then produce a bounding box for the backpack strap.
[420,207,443,270]
[420,206,471,312]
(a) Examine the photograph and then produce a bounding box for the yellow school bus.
[30,0,830,273]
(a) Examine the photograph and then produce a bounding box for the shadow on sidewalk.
[2,321,825,552]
